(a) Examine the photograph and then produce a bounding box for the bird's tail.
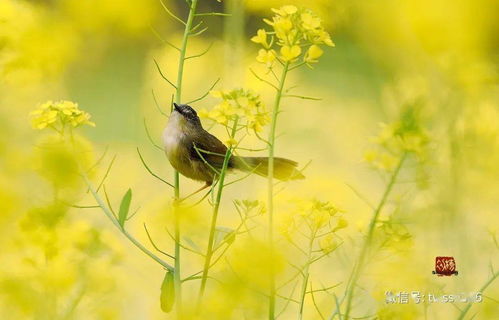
[233,156,305,181]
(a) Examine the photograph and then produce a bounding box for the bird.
[162,103,304,195]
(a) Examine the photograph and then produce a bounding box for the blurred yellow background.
[1,0,498,319]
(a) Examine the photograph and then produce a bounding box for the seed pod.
[160,270,175,313]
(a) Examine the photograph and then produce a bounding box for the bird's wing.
[188,129,228,171]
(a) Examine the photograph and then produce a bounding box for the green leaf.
[160,270,175,313]
[182,236,200,251]
[118,188,132,228]
[214,226,236,248]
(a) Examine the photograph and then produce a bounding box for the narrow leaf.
[118,189,132,228]
[183,236,200,251]
[160,270,175,313]
[214,226,236,248]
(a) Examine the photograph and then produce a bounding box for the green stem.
[343,153,407,319]
[172,0,198,315]
[267,61,290,319]
[299,229,316,320]
[197,117,239,309]
[176,0,198,103]
[223,0,245,85]
[81,172,174,271]
[457,271,499,320]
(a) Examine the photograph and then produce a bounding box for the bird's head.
[171,103,202,128]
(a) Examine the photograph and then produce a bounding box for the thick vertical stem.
[176,0,198,102]
[267,62,290,319]
[223,0,245,85]
[172,0,199,316]
[197,117,239,308]
[343,153,406,319]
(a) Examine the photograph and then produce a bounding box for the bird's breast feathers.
[163,113,187,160]
[162,111,222,182]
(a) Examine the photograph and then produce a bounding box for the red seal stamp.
[433,256,458,276]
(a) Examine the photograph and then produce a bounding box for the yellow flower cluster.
[30,100,95,130]
[364,108,429,171]
[199,89,269,133]
[319,234,338,254]
[251,5,334,66]
[377,219,413,252]
[4,214,123,316]
[281,199,347,254]
[295,199,342,229]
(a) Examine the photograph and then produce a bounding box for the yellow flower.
[58,100,78,115]
[256,49,276,65]
[319,234,338,254]
[254,7,333,69]
[379,153,398,170]
[364,149,378,163]
[282,5,298,15]
[209,90,224,98]
[73,112,95,127]
[311,210,330,228]
[401,134,426,154]
[209,100,237,125]
[208,109,228,125]
[236,96,249,108]
[247,112,270,132]
[364,149,398,172]
[271,5,298,16]
[30,101,53,114]
[301,12,321,30]
[204,88,267,134]
[225,138,237,146]
[263,18,274,26]
[32,110,58,129]
[317,30,335,47]
[30,101,57,129]
[334,218,348,231]
[279,215,296,239]
[280,45,301,62]
[251,29,269,48]
[366,107,429,173]
[273,17,293,40]
[30,100,95,130]
[198,108,210,118]
[305,45,323,63]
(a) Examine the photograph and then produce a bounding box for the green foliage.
[160,270,175,313]
[117,188,132,228]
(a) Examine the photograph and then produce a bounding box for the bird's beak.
[173,102,180,112]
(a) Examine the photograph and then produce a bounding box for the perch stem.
[267,61,290,319]
[197,117,239,309]
[171,0,199,316]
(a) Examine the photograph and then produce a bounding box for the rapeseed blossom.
[251,5,334,66]
[30,100,95,130]
[319,234,338,254]
[280,198,346,247]
[199,88,269,133]
[364,107,429,172]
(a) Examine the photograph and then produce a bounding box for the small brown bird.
[162,103,304,189]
